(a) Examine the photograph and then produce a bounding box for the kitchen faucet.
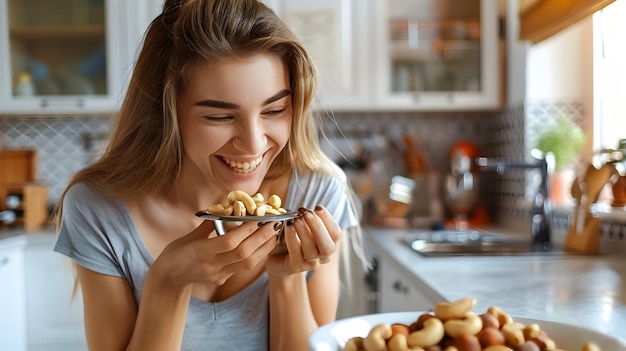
[475,149,555,249]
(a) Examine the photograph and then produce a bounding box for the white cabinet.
[372,0,500,110]
[0,0,136,115]
[377,253,436,313]
[26,237,87,351]
[270,0,501,111]
[266,0,371,111]
[0,241,27,351]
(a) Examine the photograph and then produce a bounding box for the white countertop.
[0,226,58,248]
[365,226,626,341]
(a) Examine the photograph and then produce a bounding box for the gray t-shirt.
[54,170,358,351]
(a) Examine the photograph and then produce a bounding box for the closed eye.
[263,108,286,117]
[204,116,234,123]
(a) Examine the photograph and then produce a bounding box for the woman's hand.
[265,205,342,277]
[149,219,281,291]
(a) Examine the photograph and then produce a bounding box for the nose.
[233,120,268,155]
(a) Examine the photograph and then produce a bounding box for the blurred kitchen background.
[1,0,624,240]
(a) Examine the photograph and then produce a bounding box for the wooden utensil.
[564,163,618,253]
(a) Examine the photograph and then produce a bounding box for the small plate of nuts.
[195,190,302,241]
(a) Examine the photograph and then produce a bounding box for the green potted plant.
[533,115,585,205]
[534,115,585,171]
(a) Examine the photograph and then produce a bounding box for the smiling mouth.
[222,156,263,173]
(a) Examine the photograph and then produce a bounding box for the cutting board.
[564,163,618,253]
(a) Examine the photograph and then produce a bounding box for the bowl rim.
[195,210,301,222]
[309,311,626,351]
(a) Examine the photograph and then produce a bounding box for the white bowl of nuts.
[196,190,302,254]
[309,298,626,351]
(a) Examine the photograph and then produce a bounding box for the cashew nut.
[268,194,282,209]
[434,297,477,320]
[343,336,364,351]
[486,306,514,328]
[364,323,392,351]
[232,200,246,216]
[254,204,267,216]
[522,323,540,340]
[387,333,409,351]
[252,192,264,203]
[444,311,483,338]
[227,190,257,215]
[407,317,445,348]
[208,203,233,216]
[265,207,281,215]
[501,322,525,347]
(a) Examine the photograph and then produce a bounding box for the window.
[593,1,626,151]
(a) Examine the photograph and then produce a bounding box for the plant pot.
[549,169,575,206]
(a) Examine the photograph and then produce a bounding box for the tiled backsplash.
[1,101,624,243]
[0,115,112,208]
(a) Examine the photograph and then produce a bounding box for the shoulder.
[62,182,120,221]
[64,182,104,203]
[287,168,354,215]
[298,167,348,191]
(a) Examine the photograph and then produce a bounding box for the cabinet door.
[0,0,128,115]
[0,245,27,351]
[267,0,371,110]
[372,0,500,110]
[378,255,434,313]
[26,241,87,351]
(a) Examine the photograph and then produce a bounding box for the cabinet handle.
[0,256,9,267]
[412,92,455,103]
[40,99,86,108]
[392,280,409,294]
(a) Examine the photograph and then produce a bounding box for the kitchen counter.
[366,226,626,341]
[0,226,57,248]
[0,228,29,248]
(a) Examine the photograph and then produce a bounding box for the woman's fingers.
[304,206,339,260]
[293,206,340,263]
[314,205,342,243]
[293,210,320,262]
[192,221,279,273]
[209,221,278,254]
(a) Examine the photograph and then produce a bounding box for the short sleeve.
[54,183,126,277]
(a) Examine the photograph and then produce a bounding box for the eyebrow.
[193,89,292,109]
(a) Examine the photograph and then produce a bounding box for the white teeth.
[223,156,262,173]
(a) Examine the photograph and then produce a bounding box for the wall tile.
[0,115,111,209]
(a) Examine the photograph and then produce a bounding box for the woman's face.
[177,53,292,195]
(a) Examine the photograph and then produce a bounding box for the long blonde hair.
[53,0,342,222]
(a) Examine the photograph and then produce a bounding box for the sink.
[402,229,565,257]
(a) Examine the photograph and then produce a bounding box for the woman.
[53,0,367,350]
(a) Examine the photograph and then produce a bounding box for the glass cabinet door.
[373,0,499,110]
[9,0,107,96]
[1,0,125,113]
